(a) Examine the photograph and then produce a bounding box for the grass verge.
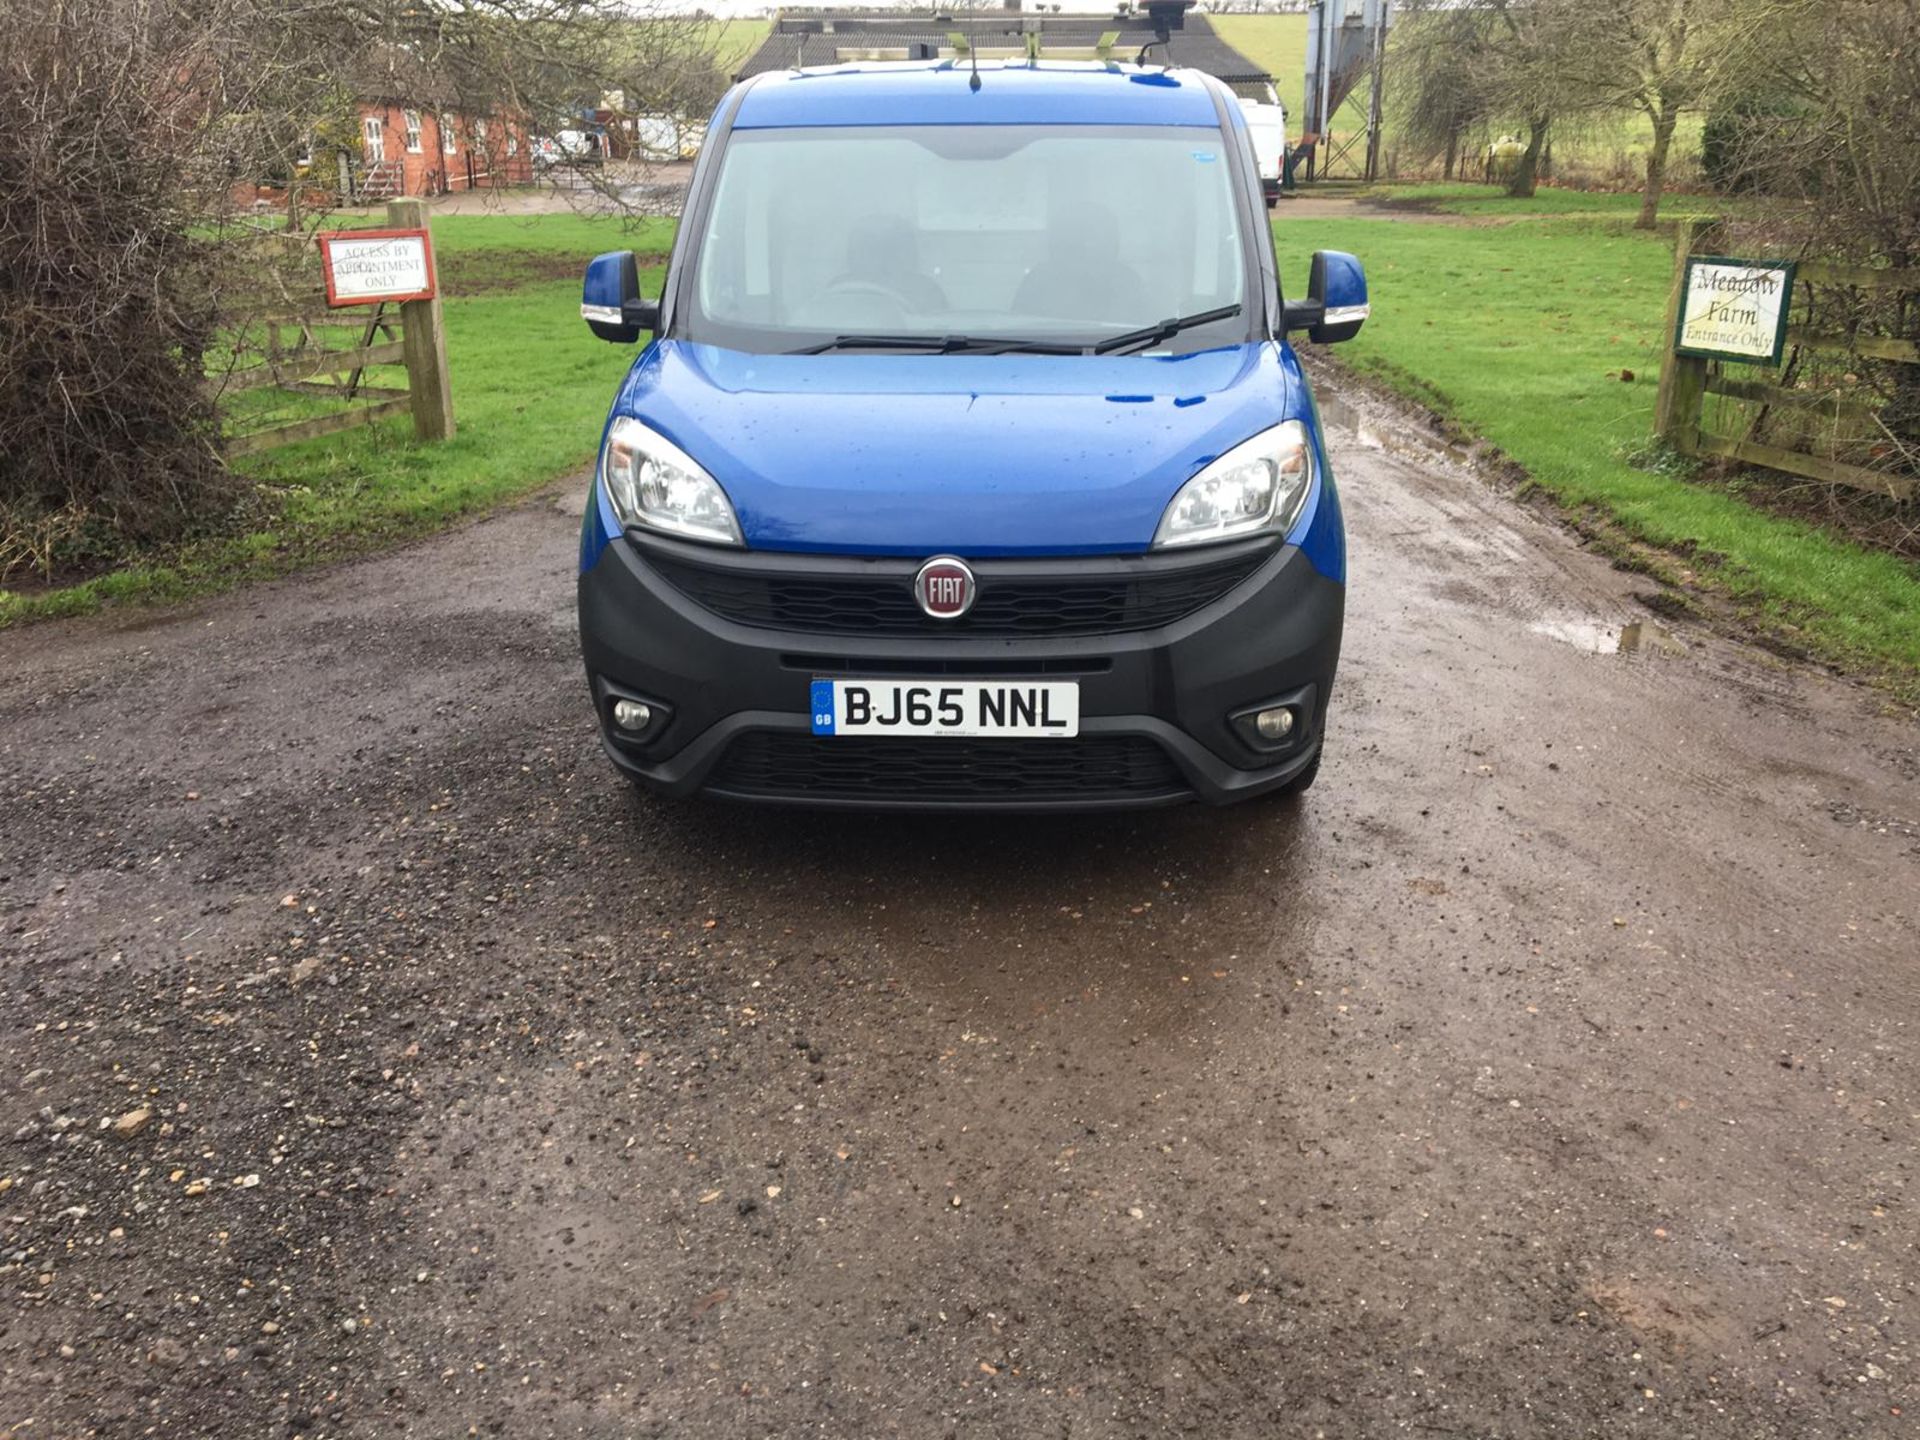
[1275,208,1920,690]
[0,213,656,627]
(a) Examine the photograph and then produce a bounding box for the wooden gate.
[213,199,453,457]
[1656,219,1917,502]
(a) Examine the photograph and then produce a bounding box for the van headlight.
[600,415,743,546]
[1152,421,1314,548]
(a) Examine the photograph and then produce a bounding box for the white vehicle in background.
[534,128,604,168]
[633,113,708,162]
[1237,94,1288,206]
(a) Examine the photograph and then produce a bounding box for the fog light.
[612,699,652,731]
[1255,706,1295,741]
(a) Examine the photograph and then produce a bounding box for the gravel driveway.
[3,392,1916,1438]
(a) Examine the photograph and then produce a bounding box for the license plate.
[811,679,1079,738]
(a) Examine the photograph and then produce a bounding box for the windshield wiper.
[1091,304,1244,356]
[790,333,1083,356]
[789,308,1243,357]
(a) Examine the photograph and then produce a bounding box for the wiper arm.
[791,333,953,355]
[790,333,1083,356]
[1092,304,1244,356]
[788,312,1241,357]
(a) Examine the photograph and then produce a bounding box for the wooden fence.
[1656,219,1917,502]
[214,198,453,456]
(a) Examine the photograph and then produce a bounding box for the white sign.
[809,679,1080,738]
[317,229,437,307]
[1676,258,1795,365]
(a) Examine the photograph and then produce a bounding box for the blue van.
[576,62,1368,809]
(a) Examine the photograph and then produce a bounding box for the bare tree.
[1388,8,1495,180]
[0,0,230,563]
[1394,0,1805,216]
[1549,0,1809,227]
[0,0,721,576]
[1727,0,1920,266]
[1394,0,1605,198]
[1723,0,1920,447]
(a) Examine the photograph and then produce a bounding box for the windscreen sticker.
[1192,151,1218,163]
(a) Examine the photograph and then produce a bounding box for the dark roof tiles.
[735,12,1272,85]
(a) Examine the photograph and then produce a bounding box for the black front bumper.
[578,533,1344,810]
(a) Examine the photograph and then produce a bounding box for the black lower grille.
[708,733,1190,802]
[648,546,1269,638]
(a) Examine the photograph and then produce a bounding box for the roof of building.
[732,60,1229,128]
[351,44,460,107]
[735,11,1275,91]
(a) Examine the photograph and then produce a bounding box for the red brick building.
[350,99,533,200]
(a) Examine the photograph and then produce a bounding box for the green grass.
[716,17,772,72]
[331,212,675,257]
[1207,13,1311,120]
[1358,182,1723,218]
[1277,213,1920,683]
[0,213,656,626]
[1208,12,1373,149]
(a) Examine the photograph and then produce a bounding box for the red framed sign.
[316,227,437,307]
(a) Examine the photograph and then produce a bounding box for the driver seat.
[834,215,947,314]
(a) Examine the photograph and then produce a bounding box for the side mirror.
[1282,250,1369,345]
[581,250,659,344]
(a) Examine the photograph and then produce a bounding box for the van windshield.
[682,124,1254,355]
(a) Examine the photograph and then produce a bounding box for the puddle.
[1320,377,1693,665]
[1620,619,1686,655]
[1529,615,1685,656]
[1318,393,1389,450]
[1319,391,1478,468]
[1530,616,1625,654]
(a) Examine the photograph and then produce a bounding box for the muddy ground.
[2,396,1917,1439]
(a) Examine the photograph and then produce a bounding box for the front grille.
[648,547,1268,638]
[778,653,1109,677]
[709,733,1190,803]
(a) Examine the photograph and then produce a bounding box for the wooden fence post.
[1654,217,1716,453]
[386,197,455,443]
